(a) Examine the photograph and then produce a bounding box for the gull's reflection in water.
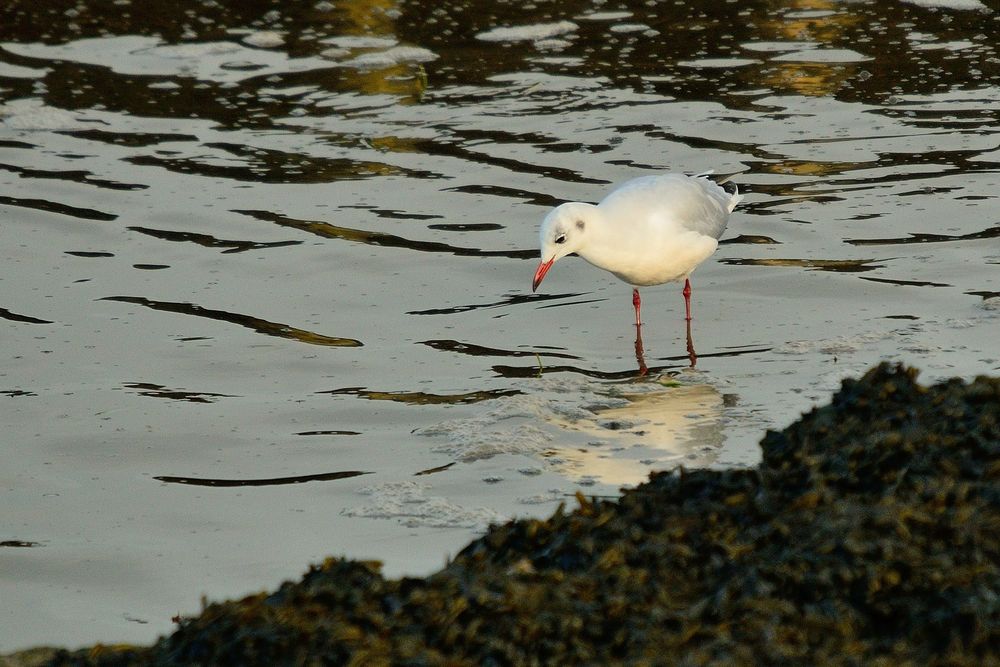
[544,381,724,487]
[634,319,697,375]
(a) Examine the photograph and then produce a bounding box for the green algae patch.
[26,363,1000,665]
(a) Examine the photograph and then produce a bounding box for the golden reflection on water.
[758,0,866,98]
[545,383,724,486]
[760,160,870,178]
[367,135,430,153]
[316,0,428,101]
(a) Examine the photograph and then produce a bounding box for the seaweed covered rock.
[34,363,1000,665]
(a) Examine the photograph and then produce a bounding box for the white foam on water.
[678,58,761,69]
[3,36,330,82]
[577,11,634,21]
[342,481,507,530]
[914,39,976,51]
[0,61,48,79]
[518,489,568,505]
[416,395,557,462]
[322,35,398,49]
[242,31,285,48]
[609,23,652,34]
[741,40,820,52]
[900,0,990,10]
[339,46,438,69]
[0,98,88,130]
[771,48,875,63]
[535,38,574,51]
[787,9,838,18]
[476,21,578,43]
[980,297,1000,311]
[774,329,900,355]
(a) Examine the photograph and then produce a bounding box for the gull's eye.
[554,234,566,244]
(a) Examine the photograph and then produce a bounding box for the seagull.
[532,171,741,328]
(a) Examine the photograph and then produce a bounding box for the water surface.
[2,0,998,650]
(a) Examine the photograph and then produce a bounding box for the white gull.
[532,171,741,326]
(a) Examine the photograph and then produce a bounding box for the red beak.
[532,258,554,292]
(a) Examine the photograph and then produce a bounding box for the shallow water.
[2,0,999,651]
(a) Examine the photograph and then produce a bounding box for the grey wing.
[662,174,741,239]
[599,173,741,240]
[683,176,739,239]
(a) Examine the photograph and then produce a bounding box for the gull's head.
[532,202,596,292]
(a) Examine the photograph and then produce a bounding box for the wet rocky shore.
[7,362,999,666]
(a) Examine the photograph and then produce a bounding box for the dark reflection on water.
[343,205,444,222]
[413,462,456,476]
[123,382,236,403]
[406,2,998,112]
[737,195,845,216]
[391,133,608,185]
[126,144,443,183]
[859,276,951,288]
[442,185,565,208]
[420,339,580,360]
[319,387,521,405]
[719,234,780,245]
[65,251,115,257]
[406,292,583,316]
[845,225,1000,246]
[235,209,536,259]
[719,258,886,272]
[535,297,607,310]
[0,194,117,221]
[493,345,770,380]
[128,225,302,254]
[1,0,997,139]
[154,470,371,487]
[60,129,199,147]
[427,222,501,231]
[0,307,53,324]
[101,296,364,347]
[0,160,147,191]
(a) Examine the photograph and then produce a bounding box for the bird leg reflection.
[632,284,698,372]
[686,318,697,368]
[634,319,696,373]
[634,321,649,376]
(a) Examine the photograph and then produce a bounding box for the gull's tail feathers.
[694,169,745,212]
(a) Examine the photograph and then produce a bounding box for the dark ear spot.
[575,219,585,231]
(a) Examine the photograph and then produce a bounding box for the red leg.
[632,288,642,327]
[682,279,692,322]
